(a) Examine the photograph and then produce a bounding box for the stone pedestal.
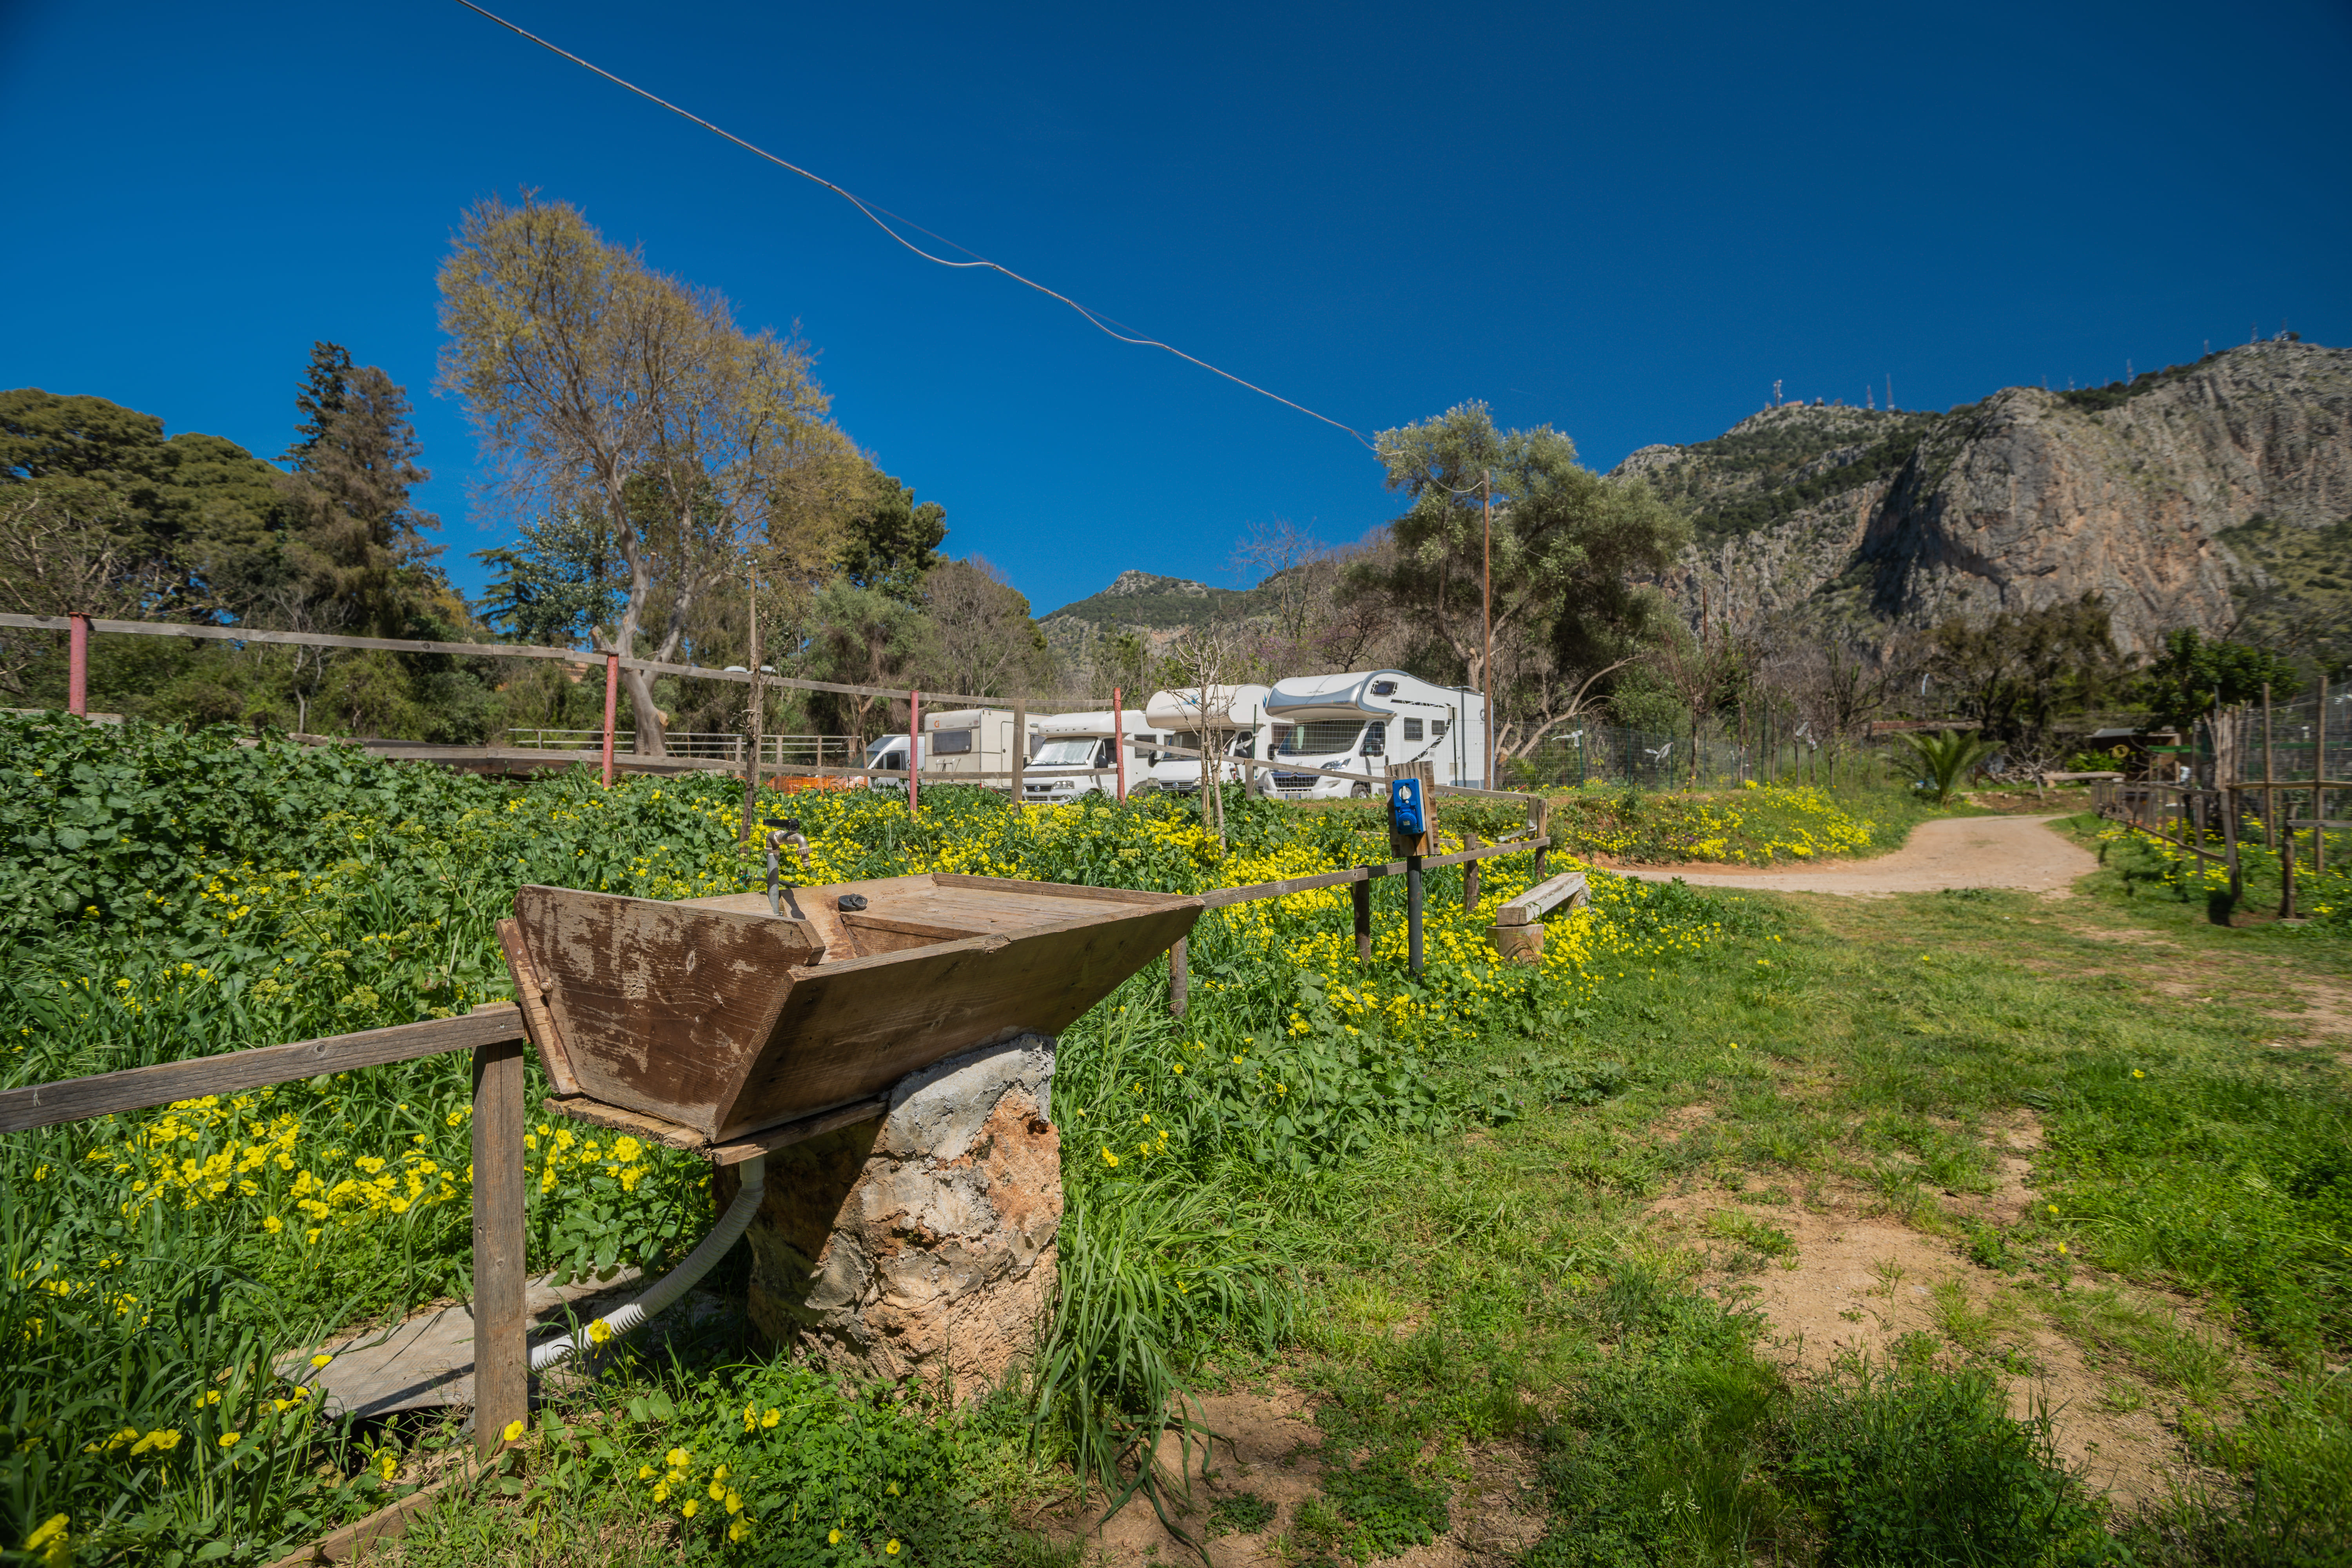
[724,1035,1060,1399]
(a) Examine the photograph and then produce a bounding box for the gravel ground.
[1618,813,2096,896]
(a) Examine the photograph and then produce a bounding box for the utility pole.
[1482,468,1494,791]
[739,550,763,842]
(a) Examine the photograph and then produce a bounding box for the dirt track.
[1618,813,2096,896]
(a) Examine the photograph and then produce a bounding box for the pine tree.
[285,342,354,468]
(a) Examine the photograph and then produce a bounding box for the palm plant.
[1896,728,2000,805]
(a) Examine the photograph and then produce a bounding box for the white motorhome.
[1138,684,1274,795]
[1021,708,1152,806]
[920,707,1035,791]
[862,732,913,789]
[1257,671,1487,800]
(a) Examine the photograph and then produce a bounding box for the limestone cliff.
[1618,341,2352,656]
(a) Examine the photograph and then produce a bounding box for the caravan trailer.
[1021,708,1153,805]
[1257,671,1486,800]
[1138,685,1274,795]
[921,707,1035,792]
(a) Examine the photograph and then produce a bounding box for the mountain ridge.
[1035,339,2351,670]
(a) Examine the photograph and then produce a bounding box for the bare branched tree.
[1763,632,1901,787]
[0,492,158,697]
[1159,625,1243,848]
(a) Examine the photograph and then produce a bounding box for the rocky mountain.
[1617,339,2352,659]
[1037,570,1277,672]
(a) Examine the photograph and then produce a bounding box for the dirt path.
[1619,814,2095,896]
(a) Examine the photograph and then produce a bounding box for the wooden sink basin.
[500,873,1200,1145]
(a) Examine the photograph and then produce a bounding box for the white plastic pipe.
[528,1154,767,1373]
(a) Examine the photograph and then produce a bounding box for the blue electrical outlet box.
[1389,775,1426,838]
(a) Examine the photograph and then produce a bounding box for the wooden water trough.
[498,872,1201,1155]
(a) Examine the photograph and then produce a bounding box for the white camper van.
[862,732,913,789]
[921,707,1034,791]
[1138,685,1274,795]
[1022,708,1153,806]
[1257,671,1487,800]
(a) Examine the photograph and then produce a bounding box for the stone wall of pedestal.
[724,1035,1060,1399]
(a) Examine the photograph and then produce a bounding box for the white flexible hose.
[527,1154,767,1373]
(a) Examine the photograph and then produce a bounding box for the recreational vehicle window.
[1432,719,1448,739]
[1281,719,1368,755]
[932,730,972,754]
[1361,725,1385,756]
[1403,719,1423,741]
[1033,737,1096,766]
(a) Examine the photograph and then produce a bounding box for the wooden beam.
[1495,871,1590,926]
[544,1090,891,1167]
[470,1037,528,1457]
[263,1457,485,1567]
[0,1007,522,1134]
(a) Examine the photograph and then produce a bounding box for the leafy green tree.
[2138,628,2300,730]
[1362,402,1688,762]
[803,581,931,739]
[0,388,284,615]
[476,510,624,648]
[840,473,946,603]
[1924,595,2121,751]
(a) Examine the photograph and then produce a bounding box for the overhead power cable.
[448,0,1378,453]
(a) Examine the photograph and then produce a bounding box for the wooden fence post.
[2316,674,2329,882]
[1168,936,1188,1018]
[2281,826,2298,919]
[1461,833,1482,912]
[1530,797,1551,882]
[600,654,619,789]
[470,1034,528,1455]
[1352,875,1372,964]
[67,613,88,716]
[2220,786,2242,907]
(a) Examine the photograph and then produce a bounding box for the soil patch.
[1640,1154,2200,1511]
[1057,1385,1545,1566]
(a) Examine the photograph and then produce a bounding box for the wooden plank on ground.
[263,1457,485,1568]
[0,1007,522,1134]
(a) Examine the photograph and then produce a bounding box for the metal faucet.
[762,816,809,917]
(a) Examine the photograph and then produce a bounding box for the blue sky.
[5,0,2347,617]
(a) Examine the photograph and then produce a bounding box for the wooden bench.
[1488,871,1589,964]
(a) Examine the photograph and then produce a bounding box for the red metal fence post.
[600,654,619,789]
[68,613,88,716]
[1113,687,1126,802]
[909,690,921,819]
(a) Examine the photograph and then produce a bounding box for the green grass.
[11,715,2349,1565]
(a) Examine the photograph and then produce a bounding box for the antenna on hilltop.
[1773,379,1783,407]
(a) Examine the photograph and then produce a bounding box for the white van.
[1257,671,1487,799]
[1138,685,1274,795]
[921,707,1034,791]
[1022,709,1153,805]
[862,732,913,789]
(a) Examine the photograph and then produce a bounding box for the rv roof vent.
[1372,680,1397,696]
